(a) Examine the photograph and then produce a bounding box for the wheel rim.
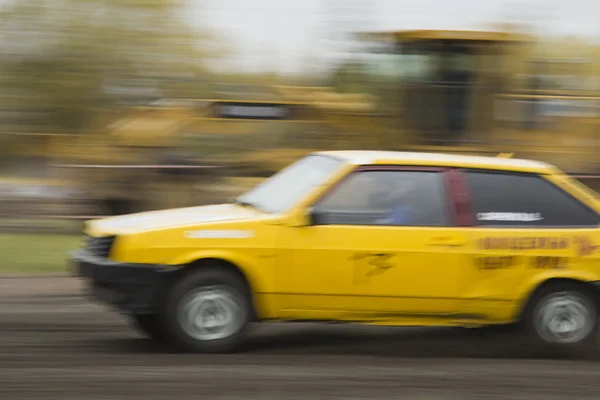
[177,285,244,341]
[534,291,595,344]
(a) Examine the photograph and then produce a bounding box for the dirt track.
[2,276,600,399]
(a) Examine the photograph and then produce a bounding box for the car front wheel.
[524,283,598,354]
[163,268,252,353]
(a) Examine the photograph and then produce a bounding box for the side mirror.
[308,206,327,226]
[288,207,324,227]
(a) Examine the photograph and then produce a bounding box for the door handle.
[427,237,466,247]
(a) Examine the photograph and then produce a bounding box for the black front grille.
[84,234,116,258]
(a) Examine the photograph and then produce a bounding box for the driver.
[370,178,417,225]
[385,188,416,224]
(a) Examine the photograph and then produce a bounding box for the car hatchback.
[69,150,600,354]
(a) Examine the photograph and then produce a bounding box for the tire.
[162,268,252,353]
[522,282,598,355]
[131,314,168,344]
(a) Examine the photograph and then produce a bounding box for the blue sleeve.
[387,205,412,225]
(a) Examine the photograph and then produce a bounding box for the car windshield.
[235,154,344,214]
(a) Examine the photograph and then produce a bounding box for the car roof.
[316,150,556,174]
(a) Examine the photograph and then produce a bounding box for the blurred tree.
[317,0,378,95]
[0,0,225,134]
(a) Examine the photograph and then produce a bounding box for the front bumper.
[68,250,174,315]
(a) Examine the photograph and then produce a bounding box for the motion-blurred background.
[1,0,600,271]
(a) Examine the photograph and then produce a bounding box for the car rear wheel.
[162,268,251,353]
[130,314,168,343]
[523,283,598,355]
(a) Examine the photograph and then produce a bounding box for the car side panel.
[110,220,283,319]
[453,167,600,324]
[457,228,600,323]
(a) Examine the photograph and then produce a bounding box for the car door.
[277,166,470,320]
[457,169,600,322]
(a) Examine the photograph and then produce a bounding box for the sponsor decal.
[531,256,567,270]
[477,212,543,222]
[476,256,569,271]
[478,236,569,251]
[478,235,599,257]
[476,256,517,270]
[351,252,396,285]
[573,236,600,257]
[185,230,254,239]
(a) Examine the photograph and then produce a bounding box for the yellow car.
[69,151,600,354]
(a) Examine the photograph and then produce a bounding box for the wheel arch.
[164,255,268,321]
[516,277,600,321]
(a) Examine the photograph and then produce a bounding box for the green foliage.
[0,233,80,273]
[0,0,221,134]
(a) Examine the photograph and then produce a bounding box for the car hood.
[86,203,263,235]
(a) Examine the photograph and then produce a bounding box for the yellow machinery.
[8,29,600,219]
[46,99,284,216]
[41,95,342,217]
[39,102,222,217]
[275,29,600,186]
[3,92,335,218]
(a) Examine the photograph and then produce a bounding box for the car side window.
[313,170,450,226]
[465,170,600,228]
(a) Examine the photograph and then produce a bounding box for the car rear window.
[465,170,600,228]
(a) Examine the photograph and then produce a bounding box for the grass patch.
[0,233,80,273]
[0,218,83,232]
